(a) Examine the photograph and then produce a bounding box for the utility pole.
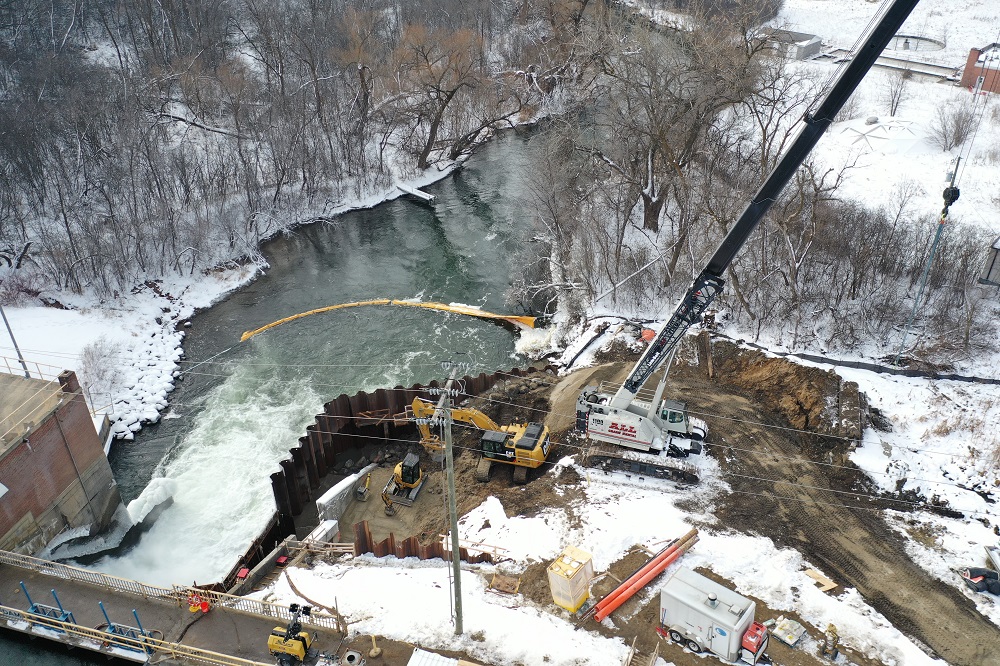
[443,381,463,635]
[429,366,463,635]
[0,304,30,378]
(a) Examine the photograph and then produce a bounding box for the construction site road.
[545,354,1000,666]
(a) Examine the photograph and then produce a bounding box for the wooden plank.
[805,568,838,592]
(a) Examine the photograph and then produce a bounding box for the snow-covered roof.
[975,43,1000,69]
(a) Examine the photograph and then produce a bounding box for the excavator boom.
[405,397,552,483]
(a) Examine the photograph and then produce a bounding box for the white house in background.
[765,29,823,60]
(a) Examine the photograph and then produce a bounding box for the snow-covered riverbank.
[0,166,467,443]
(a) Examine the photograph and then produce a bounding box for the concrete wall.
[0,371,124,554]
[316,464,377,524]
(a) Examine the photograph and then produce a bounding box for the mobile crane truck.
[576,0,922,484]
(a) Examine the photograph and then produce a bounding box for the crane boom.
[611,0,921,406]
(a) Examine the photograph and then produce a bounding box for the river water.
[3,128,545,665]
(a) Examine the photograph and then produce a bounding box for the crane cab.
[576,387,704,455]
[660,399,705,449]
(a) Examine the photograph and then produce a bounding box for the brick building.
[0,370,124,554]
[960,43,1000,94]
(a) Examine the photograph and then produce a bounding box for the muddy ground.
[327,338,1000,666]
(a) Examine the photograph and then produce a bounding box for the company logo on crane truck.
[575,0,922,484]
[578,387,706,454]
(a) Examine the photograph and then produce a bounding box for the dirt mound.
[710,340,840,432]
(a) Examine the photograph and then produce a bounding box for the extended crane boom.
[578,0,922,477]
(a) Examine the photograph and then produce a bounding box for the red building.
[960,43,1000,94]
[0,370,124,554]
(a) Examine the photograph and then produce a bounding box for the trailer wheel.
[668,630,684,643]
[685,639,702,653]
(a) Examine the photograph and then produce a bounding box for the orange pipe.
[595,529,698,612]
[593,536,698,623]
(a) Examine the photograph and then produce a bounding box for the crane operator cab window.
[660,399,688,425]
[661,408,685,423]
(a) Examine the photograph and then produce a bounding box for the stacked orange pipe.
[592,529,699,623]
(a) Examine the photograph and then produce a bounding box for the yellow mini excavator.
[267,604,318,666]
[407,397,553,484]
[381,451,425,515]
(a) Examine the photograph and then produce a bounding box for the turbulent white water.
[92,364,326,585]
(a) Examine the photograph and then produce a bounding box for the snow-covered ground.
[253,454,995,666]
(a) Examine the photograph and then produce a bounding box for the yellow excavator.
[381,452,425,515]
[406,397,553,484]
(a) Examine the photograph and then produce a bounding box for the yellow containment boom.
[240,299,536,342]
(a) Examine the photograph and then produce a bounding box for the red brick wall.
[0,380,106,538]
[960,47,1000,94]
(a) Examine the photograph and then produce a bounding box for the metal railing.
[0,549,344,633]
[0,603,272,666]
[285,540,356,557]
[0,354,64,381]
[0,354,117,418]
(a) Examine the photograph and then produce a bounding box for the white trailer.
[659,567,768,664]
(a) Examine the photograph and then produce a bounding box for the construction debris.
[772,616,807,647]
[961,567,1000,595]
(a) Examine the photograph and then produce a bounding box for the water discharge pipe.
[593,535,699,623]
[594,529,698,613]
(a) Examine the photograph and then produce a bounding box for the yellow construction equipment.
[267,604,317,666]
[381,452,425,516]
[405,397,553,484]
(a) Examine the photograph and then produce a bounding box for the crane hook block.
[942,186,960,208]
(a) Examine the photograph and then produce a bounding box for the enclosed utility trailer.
[659,567,768,664]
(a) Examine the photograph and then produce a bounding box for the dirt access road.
[545,341,1000,666]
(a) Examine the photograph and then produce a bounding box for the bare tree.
[928,100,976,151]
[882,67,912,116]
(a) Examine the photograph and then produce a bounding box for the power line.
[0,343,445,369]
[115,393,996,519]
[465,380,987,461]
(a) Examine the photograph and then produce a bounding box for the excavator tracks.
[475,457,493,482]
[582,442,699,485]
